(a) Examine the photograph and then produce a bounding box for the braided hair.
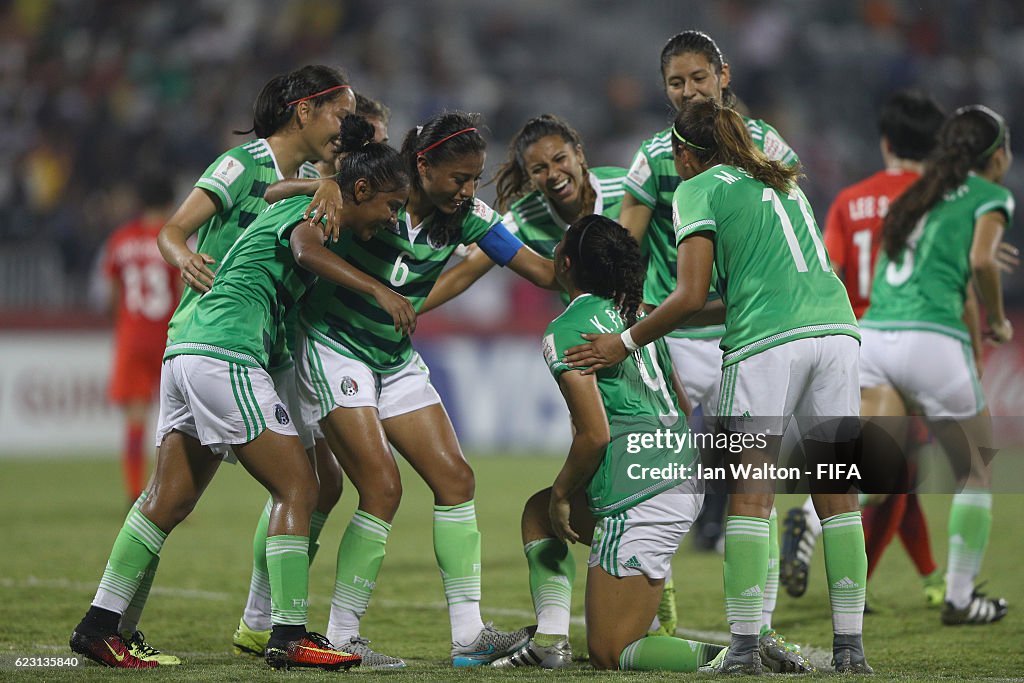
[562,215,644,327]
[883,105,1008,260]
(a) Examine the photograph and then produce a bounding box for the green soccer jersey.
[164,196,330,369]
[166,139,320,366]
[626,117,798,339]
[673,165,858,367]
[863,174,1015,341]
[301,198,503,373]
[543,294,697,517]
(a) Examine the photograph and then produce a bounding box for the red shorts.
[109,342,164,404]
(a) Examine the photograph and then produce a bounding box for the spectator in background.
[100,175,179,502]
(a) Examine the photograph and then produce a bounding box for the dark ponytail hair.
[672,99,800,193]
[235,65,350,138]
[334,115,408,199]
[563,214,644,327]
[883,105,1008,260]
[660,30,736,108]
[878,90,945,161]
[492,114,593,213]
[400,111,486,248]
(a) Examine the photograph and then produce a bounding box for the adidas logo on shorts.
[623,555,643,570]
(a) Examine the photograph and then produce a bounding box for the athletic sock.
[723,516,769,637]
[327,511,390,645]
[899,494,938,576]
[434,501,485,644]
[619,635,724,671]
[117,491,154,634]
[946,489,992,608]
[762,507,779,631]
[821,511,867,635]
[91,505,166,617]
[243,502,329,632]
[524,538,574,638]
[123,423,145,501]
[266,535,310,627]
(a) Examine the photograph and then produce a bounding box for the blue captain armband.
[476,223,524,267]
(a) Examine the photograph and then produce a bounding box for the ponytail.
[334,115,408,198]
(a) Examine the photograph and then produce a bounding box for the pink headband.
[417,127,478,156]
[286,85,351,107]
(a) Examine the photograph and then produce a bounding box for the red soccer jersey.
[102,218,179,354]
[823,169,919,318]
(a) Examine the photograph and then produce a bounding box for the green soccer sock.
[525,538,575,637]
[762,507,779,630]
[434,500,484,644]
[326,511,390,644]
[266,535,310,627]
[946,489,992,608]
[619,635,725,671]
[243,501,328,631]
[92,505,167,616]
[821,511,867,635]
[723,516,769,637]
[118,492,157,634]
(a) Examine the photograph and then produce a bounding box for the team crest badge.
[428,232,448,249]
[340,376,359,396]
[274,404,290,425]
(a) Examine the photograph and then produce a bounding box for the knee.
[521,489,553,543]
[438,459,475,501]
[356,471,402,519]
[316,462,344,513]
[141,490,198,532]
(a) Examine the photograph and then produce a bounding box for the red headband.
[417,127,478,156]
[286,84,351,107]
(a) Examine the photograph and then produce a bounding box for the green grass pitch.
[1,454,1022,680]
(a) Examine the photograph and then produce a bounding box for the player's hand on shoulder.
[562,333,628,374]
[305,179,343,243]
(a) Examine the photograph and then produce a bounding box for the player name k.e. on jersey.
[166,140,319,350]
[543,294,696,517]
[863,174,1014,341]
[301,198,502,373]
[673,165,858,367]
[824,169,919,318]
[164,196,329,369]
[626,117,798,340]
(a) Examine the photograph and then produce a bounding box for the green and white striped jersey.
[863,174,1014,342]
[166,139,319,368]
[673,164,857,367]
[301,198,502,373]
[543,294,695,517]
[165,196,332,369]
[626,117,797,339]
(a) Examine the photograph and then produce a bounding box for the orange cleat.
[264,631,362,671]
[70,630,159,669]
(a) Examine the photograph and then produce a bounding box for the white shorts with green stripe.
[666,336,723,415]
[155,355,297,455]
[270,364,316,450]
[860,328,984,418]
[588,480,703,580]
[712,335,860,440]
[296,333,441,425]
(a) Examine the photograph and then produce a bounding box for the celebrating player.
[69,116,409,671]
[492,214,723,672]
[859,105,1014,626]
[291,111,556,667]
[99,175,179,502]
[422,114,627,311]
[564,99,871,674]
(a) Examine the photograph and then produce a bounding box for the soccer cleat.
[780,507,814,598]
[698,644,762,675]
[649,578,678,637]
[922,571,945,609]
[123,630,180,665]
[264,631,361,671]
[832,633,873,674]
[69,630,158,669]
[491,636,572,669]
[941,587,1008,625]
[232,617,270,656]
[451,623,532,667]
[758,626,814,673]
[337,636,406,669]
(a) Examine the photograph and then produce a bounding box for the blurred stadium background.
[3,0,1024,455]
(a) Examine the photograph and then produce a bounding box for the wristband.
[620,329,640,353]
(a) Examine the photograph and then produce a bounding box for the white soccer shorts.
[155,355,298,454]
[588,479,703,580]
[296,333,441,425]
[712,334,861,440]
[666,336,723,415]
[270,364,316,450]
[859,328,984,418]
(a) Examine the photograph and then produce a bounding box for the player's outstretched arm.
[158,188,220,293]
[618,192,654,246]
[420,246,496,314]
[291,222,416,335]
